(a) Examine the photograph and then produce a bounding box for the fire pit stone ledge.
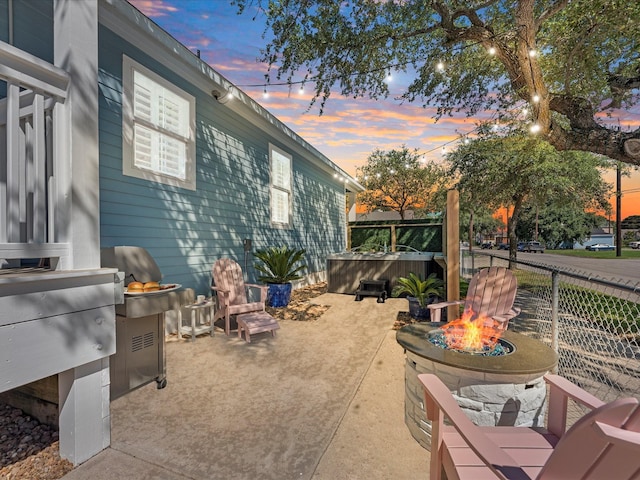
[397,323,558,450]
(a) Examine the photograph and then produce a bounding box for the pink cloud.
[128,0,177,17]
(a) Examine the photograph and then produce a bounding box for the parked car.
[481,242,494,249]
[521,241,545,253]
[497,243,509,250]
[586,243,615,251]
[629,241,640,249]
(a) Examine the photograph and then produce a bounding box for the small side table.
[178,299,215,341]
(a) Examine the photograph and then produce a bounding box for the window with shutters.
[269,144,292,227]
[122,56,196,190]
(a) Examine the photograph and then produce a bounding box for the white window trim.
[122,55,196,190]
[269,143,293,228]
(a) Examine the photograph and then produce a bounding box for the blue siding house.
[98,0,362,294]
[0,0,361,465]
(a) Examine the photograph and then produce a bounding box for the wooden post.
[446,190,460,322]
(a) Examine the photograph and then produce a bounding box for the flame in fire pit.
[440,308,503,353]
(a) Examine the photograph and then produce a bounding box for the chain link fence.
[461,250,640,412]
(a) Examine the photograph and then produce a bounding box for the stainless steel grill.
[101,246,190,399]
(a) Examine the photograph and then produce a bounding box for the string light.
[532,94,540,103]
[529,49,537,57]
[530,123,541,133]
[298,86,304,94]
[263,87,269,99]
[436,61,445,72]
[488,47,496,55]
[386,69,393,82]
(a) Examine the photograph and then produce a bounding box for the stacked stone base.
[404,350,548,450]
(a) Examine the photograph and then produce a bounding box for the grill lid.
[100,246,162,285]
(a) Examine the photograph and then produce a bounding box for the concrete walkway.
[62,294,428,480]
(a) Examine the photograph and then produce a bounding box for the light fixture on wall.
[212,89,233,104]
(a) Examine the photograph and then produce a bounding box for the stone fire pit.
[396,323,558,450]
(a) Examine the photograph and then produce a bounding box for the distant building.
[574,228,615,249]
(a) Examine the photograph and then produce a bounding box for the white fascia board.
[98,0,364,193]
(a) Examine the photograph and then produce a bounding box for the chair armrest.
[418,373,526,480]
[245,283,268,303]
[427,300,464,322]
[545,374,604,410]
[545,374,605,437]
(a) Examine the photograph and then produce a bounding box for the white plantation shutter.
[270,145,292,226]
[123,57,195,190]
[271,189,289,224]
[132,71,188,180]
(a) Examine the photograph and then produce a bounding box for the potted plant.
[391,272,444,320]
[253,246,307,307]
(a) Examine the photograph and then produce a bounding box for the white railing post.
[6,82,20,244]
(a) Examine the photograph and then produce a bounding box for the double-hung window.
[122,56,196,190]
[270,144,292,227]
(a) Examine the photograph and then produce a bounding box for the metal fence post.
[551,270,559,373]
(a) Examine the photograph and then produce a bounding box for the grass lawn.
[547,248,640,259]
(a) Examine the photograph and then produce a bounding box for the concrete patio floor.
[62,293,428,479]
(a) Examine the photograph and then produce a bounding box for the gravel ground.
[0,403,72,480]
[0,283,330,480]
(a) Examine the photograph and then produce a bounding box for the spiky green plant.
[391,272,444,307]
[253,246,307,284]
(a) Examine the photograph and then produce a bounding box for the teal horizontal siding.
[0,0,53,63]
[98,25,346,295]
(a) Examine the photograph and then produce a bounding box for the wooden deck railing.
[0,40,70,269]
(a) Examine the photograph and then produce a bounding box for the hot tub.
[326,251,438,294]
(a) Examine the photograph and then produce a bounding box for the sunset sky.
[129,0,640,219]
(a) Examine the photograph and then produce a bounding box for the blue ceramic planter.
[267,283,293,307]
[407,296,437,321]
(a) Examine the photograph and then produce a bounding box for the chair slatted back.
[465,267,517,320]
[539,398,640,479]
[212,258,248,306]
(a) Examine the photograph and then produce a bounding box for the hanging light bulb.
[529,49,537,57]
[389,169,396,174]
[298,85,304,95]
[463,138,470,144]
[488,47,496,55]
[386,69,393,82]
[441,146,447,154]
[436,61,445,72]
[404,163,410,168]
[532,94,540,103]
[263,87,269,99]
[376,173,381,178]
[530,123,541,133]
[522,107,529,116]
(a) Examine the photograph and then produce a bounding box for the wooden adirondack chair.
[419,373,640,480]
[211,258,267,335]
[428,266,520,330]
